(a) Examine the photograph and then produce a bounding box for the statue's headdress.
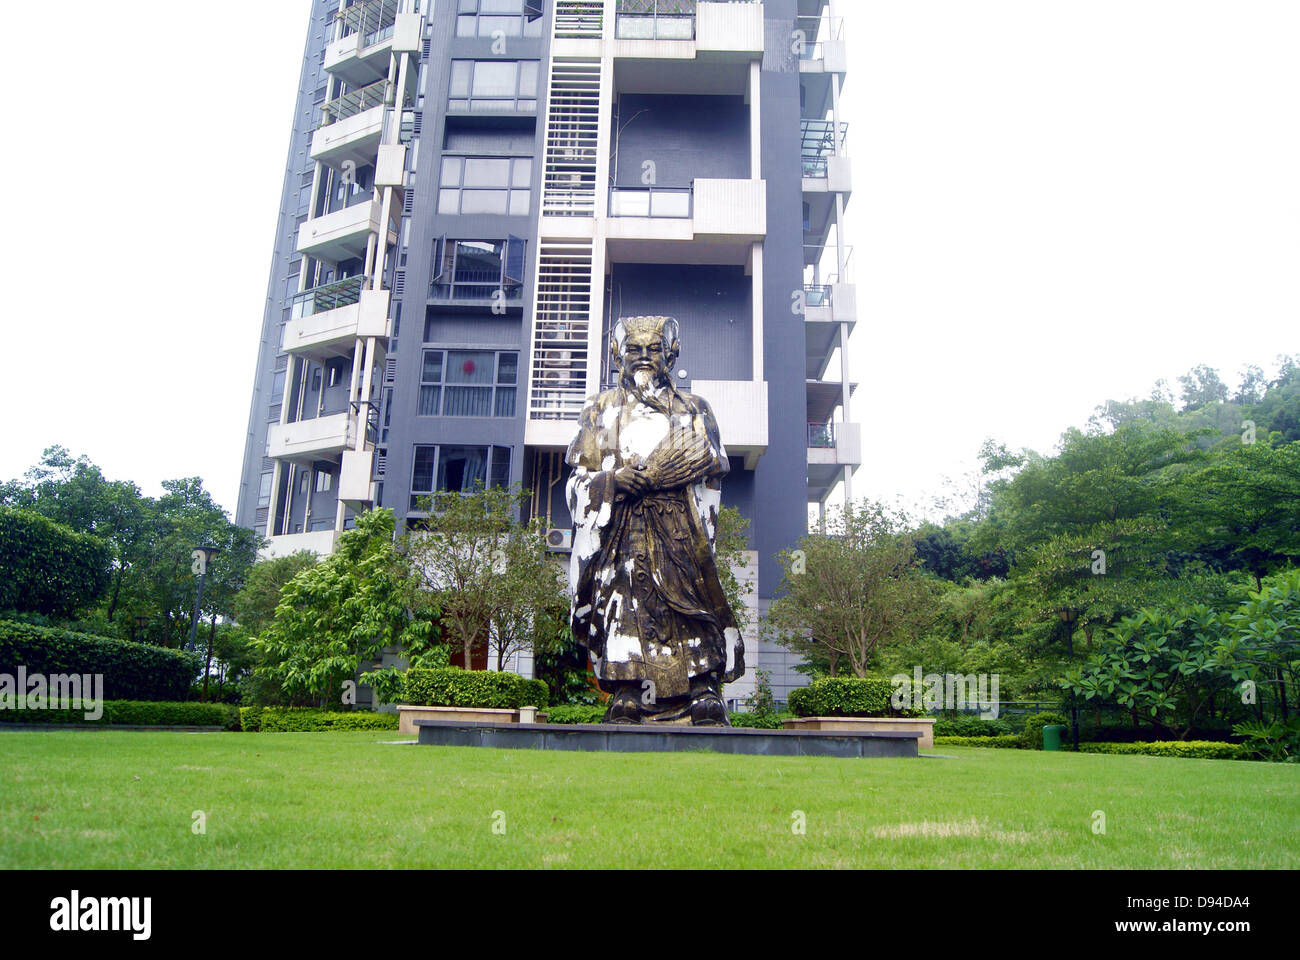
[611,315,680,369]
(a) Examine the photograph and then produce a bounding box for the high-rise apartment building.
[236,0,855,702]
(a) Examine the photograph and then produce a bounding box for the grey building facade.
[236,0,857,703]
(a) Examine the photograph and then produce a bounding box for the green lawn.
[2,731,1296,868]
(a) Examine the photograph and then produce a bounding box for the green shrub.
[1232,719,1300,763]
[0,620,200,701]
[788,677,895,717]
[402,667,549,709]
[933,716,1016,738]
[729,710,795,729]
[1078,741,1252,761]
[246,708,400,732]
[0,509,112,617]
[542,704,606,725]
[0,699,237,729]
[1021,711,1069,749]
[933,735,1025,749]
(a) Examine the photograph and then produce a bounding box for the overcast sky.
[2,1,1296,521]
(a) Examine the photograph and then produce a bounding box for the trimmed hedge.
[933,716,1016,738]
[1077,741,1251,761]
[0,620,200,702]
[933,735,1025,749]
[0,700,237,729]
[542,704,606,725]
[788,677,893,718]
[240,707,399,732]
[402,667,549,709]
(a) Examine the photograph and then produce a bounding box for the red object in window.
[462,359,476,375]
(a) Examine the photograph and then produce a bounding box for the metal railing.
[801,118,848,162]
[319,79,391,128]
[608,185,693,217]
[803,284,833,308]
[616,0,696,39]
[337,0,398,44]
[291,274,366,319]
[808,421,836,448]
[794,14,843,60]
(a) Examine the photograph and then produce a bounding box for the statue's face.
[619,328,672,386]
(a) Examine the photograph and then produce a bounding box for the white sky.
[2,1,1296,521]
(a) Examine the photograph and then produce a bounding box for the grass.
[2,731,1297,868]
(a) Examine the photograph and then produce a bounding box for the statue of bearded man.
[566,315,745,725]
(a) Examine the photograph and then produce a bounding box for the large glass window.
[448,60,539,112]
[456,0,545,38]
[410,444,513,509]
[429,236,526,301]
[419,349,518,418]
[439,156,532,215]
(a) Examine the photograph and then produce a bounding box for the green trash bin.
[1042,724,1066,751]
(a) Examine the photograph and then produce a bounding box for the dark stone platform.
[414,720,920,758]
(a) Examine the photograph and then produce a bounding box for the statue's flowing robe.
[566,384,745,699]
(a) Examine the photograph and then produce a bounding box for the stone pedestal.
[783,716,936,750]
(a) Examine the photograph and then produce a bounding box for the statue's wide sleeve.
[565,396,619,647]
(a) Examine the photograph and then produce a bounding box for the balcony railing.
[794,14,843,60]
[291,275,366,319]
[337,0,398,46]
[803,284,832,309]
[808,421,837,449]
[609,185,693,218]
[801,118,848,162]
[616,0,697,39]
[319,79,391,128]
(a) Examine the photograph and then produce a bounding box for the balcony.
[268,412,354,466]
[691,379,768,469]
[261,530,339,560]
[611,2,760,96]
[297,197,385,262]
[310,80,390,170]
[283,281,391,364]
[338,449,378,508]
[324,2,421,86]
[606,179,765,263]
[796,14,847,75]
[807,420,861,503]
[801,119,852,196]
[803,283,856,379]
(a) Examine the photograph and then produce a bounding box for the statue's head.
[612,315,680,392]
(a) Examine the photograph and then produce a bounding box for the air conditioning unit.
[546,528,573,551]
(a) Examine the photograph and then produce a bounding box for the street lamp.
[132,615,148,643]
[1058,607,1081,750]
[187,543,222,652]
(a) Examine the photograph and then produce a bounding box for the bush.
[542,704,606,725]
[933,716,1016,738]
[729,710,795,729]
[402,667,549,709]
[0,620,200,701]
[0,509,112,617]
[0,699,237,729]
[933,735,1025,749]
[1078,741,1252,761]
[1232,719,1300,763]
[788,677,895,717]
[1021,711,1069,749]
[242,707,399,732]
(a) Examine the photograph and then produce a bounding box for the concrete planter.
[398,705,537,736]
[783,716,936,750]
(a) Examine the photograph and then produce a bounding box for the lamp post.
[1058,607,1081,750]
[132,615,148,643]
[187,543,221,652]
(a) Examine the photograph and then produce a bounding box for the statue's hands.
[614,464,651,498]
[645,430,714,489]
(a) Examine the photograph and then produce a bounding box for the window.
[316,471,333,493]
[419,349,518,417]
[448,60,539,112]
[439,156,532,215]
[456,0,544,39]
[258,473,274,508]
[429,237,525,301]
[410,444,513,509]
[300,471,310,495]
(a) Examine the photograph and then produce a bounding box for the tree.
[402,484,541,671]
[254,510,428,708]
[767,500,935,678]
[485,518,569,671]
[714,506,755,625]
[1177,364,1229,412]
[0,508,112,617]
[231,552,320,635]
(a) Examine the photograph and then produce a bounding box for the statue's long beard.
[631,368,658,392]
